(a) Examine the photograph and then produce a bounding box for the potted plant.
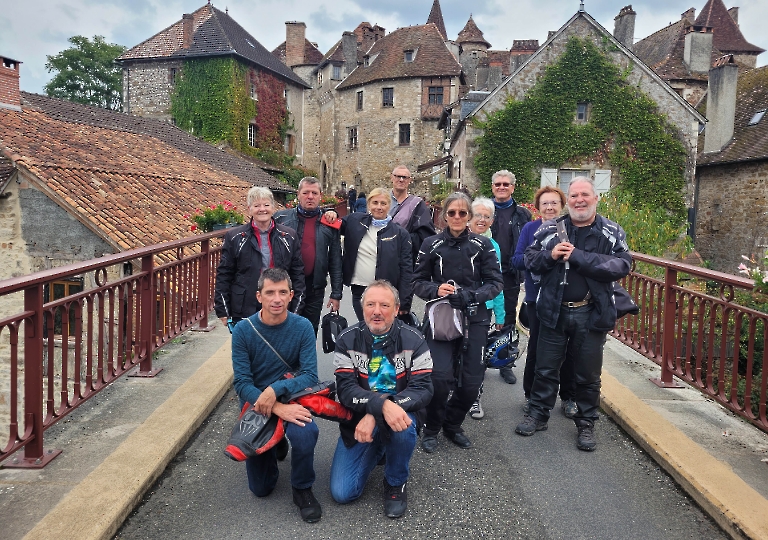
[186,201,245,233]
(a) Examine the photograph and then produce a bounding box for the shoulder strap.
[245,317,294,372]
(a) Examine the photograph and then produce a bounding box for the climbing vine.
[475,37,687,222]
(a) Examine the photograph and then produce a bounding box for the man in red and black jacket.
[330,280,433,519]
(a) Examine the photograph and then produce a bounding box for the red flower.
[190,224,197,231]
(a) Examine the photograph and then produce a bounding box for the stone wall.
[695,160,768,272]
[123,60,181,120]
[461,16,701,203]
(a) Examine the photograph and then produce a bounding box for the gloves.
[448,289,476,311]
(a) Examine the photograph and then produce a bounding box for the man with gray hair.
[274,177,343,335]
[388,165,436,267]
[489,170,531,384]
[515,178,631,451]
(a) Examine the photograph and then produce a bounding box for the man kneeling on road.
[330,280,433,518]
[515,178,631,451]
[231,267,322,523]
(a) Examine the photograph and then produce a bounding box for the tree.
[44,35,127,110]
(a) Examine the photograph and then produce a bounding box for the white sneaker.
[469,398,484,419]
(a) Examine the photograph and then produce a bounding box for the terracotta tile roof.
[693,0,764,54]
[698,66,768,165]
[426,0,448,41]
[118,4,309,88]
[456,16,491,48]
[272,39,324,66]
[0,94,293,251]
[633,18,723,82]
[21,93,286,187]
[336,24,461,91]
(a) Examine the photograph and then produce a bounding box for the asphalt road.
[115,295,725,540]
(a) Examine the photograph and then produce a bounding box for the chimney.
[683,25,713,74]
[703,55,738,154]
[0,56,21,111]
[285,22,306,67]
[681,8,695,21]
[728,7,739,25]
[342,32,357,78]
[613,5,636,50]
[182,14,194,49]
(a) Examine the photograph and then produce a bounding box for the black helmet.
[484,328,519,368]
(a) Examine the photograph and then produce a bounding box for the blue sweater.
[512,219,542,302]
[231,312,319,405]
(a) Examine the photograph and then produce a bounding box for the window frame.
[44,277,84,337]
[382,87,394,108]
[332,64,342,80]
[348,126,359,150]
[248,124,257,147]
[356,90,363,111]
[428,86,444,105]
[398,123,411,146]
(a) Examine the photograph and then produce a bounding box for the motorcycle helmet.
[484,328,519,369]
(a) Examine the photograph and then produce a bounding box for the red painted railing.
[0,231,223,467]
[612,253,767,433]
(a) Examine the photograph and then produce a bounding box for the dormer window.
[404,50,415,62]
[748,109,766,126]
[364,56,370,67]
[575,102,590,124]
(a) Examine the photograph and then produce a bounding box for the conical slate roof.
[693,0,764,54]
[426,0,448,40]
[457,16,491,48]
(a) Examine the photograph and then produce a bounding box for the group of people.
[217,166,631,523]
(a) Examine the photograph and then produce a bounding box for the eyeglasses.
[392,174,411,180]
[493,182,511,187]
[474,214,493,221]
[446,210,469,218]
[540,201,561,207]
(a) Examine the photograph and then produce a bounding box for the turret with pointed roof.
[427,0,448,41]
[457,16,491,50]
[693,0,763,66]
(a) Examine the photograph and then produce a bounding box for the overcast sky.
[2,0,766,95]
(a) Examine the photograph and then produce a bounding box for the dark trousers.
[522,301,576,401]
[302,283,325,336]
[424,321,489,437]
[350,284,366,322]
[529,305,606,423]
[502,272,520,327]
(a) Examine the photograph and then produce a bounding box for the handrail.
[0,231,225,467]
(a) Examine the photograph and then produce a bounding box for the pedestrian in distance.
[515,178,631,451]
[353,192,367,213]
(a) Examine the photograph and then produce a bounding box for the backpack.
[321,311,349,353]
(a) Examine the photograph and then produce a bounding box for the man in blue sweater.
[231,267,322,523]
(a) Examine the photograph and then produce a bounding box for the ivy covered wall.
[475,36,688,221]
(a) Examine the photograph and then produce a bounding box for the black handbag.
[614,282,639,318]
[321,310,348,353]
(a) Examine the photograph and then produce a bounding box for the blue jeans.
[529,304,606,423]
[329,414,418,503]
[245,420,319,497]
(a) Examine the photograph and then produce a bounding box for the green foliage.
[44,35,126,110]
[475,37,687,222]
[187,201,244,233]
[598,190,690,257]
[171,58,256,144]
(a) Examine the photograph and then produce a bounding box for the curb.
[601,369,768,540]
[22,340,233,540]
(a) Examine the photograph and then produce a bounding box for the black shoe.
[292,486,322,523]
[576,420,596,451]
[445,431,473,449]
[421,435,438,453]
[383,478,407,518]
[275,436,289,462]
[500,365,517,384]
[515,415,548,436]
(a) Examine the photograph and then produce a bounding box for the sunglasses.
[493,182,511,187]
[446,210,469,218]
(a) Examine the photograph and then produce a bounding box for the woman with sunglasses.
[512,186,577,418]
[413,192,503,453]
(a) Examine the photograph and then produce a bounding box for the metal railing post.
[194,238,214,331]
[651,265,683,388]
[8,284,62,468]
[132,254,162,377]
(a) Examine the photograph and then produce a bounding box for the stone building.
[117,4,311,165]
[695,59,768,272]
[632,0,764,106]
[444,8,705,198]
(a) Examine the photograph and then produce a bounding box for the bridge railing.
[0,231,224,467]
[612,252,767,433]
